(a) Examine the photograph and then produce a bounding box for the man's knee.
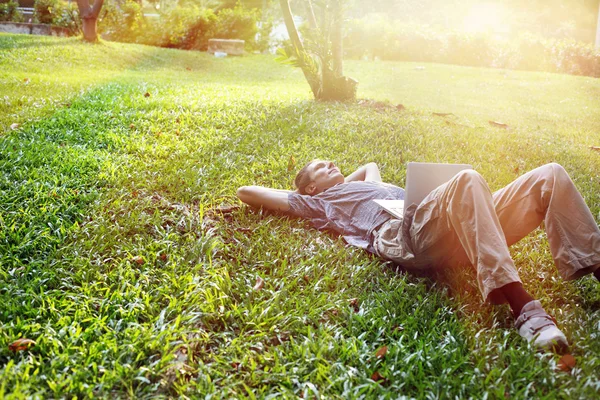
[541,162,570,184]
[455,169,486,185]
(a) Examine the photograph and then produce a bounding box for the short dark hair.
[294,160,317,195]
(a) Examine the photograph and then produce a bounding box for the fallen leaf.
[9,338,36,352]
[375,346,388,359]
[558,354,576,372]
[371,371,386,382]
[186,67,192,71]
[23,78,29,84]
[132,256,144,265]
[10,123,20,130]
[489,120,509,128]
[396,104,405,111]
[217,205,240,214]
[231,362,240,369]
[590,146,600,152]
[144,92,151,97]
[253,277,264,291]
[288,155,296,172]
[432,112,454,117]
[159,253,168,262]
[129,124,135,129]
[303,275,310,283]
[349,298,359,312]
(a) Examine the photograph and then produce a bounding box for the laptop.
[374,162,473,218]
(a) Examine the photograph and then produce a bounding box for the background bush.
[0,0,24,22]
[343,18,600,78]
[32,0,78,33]
[33,0,57,24]
[98,2,265,52]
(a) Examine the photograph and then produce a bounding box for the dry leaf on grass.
[396,104,405,111]
[132,256,144,265]
[590,146,600,152]
[371,371,386,382]
[216,204,240,214]
[375,346,388,359]
[9,338,36,352]
[253,277,264,291]
[10,123,20,130]
[432,112,454,117]
[144,92,151,97]
[349,298,359,312]
[558,354,576,372]
[288,155,296,172]
[489,120,509,128]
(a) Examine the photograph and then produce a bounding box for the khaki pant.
[374,163,600,303]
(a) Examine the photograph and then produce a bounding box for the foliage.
[96,2,265,52]
[1,34,600,398]
[31,0,79,33]
[212,5,258,43]
[344,19,600,78]
[33,0,59,24]
[52,1,80,34]
[99,0,145,42]
[0,0,24,22]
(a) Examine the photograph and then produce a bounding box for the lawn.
[1,33,599,399]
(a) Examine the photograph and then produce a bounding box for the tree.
[76,0,105,42]
[596,0,600,48]
[278,0,357,101]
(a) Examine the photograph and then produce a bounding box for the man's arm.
[344,162,382,183]
[236,186,291,211]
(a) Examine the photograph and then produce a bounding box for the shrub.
[212,5,259,47]
[99,0,145,43]
[0,0,24,22]
[33,0,58,24]
[343,17,600,78]
[52,1,79,34]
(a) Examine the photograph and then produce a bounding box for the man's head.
[294,159,345,195]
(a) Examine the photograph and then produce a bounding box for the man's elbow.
[237,186,252,203]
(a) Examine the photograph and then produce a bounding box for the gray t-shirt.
[286,181,405,253]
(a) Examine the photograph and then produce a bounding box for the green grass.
[1,33,599,398]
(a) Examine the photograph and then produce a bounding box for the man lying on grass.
[237,161,600,352]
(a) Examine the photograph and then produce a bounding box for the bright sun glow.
[462,3,511,34]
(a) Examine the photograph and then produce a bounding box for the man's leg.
[492,163,600,281]
[408,168,568,351]
[409,169,522,303]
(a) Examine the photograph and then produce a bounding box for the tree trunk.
[305,0,318,30]
[596,0,600,49]
[331,0,343,76]
[279,0,320,98]
[76,0,105,42]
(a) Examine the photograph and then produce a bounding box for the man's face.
[306,160,345,195]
